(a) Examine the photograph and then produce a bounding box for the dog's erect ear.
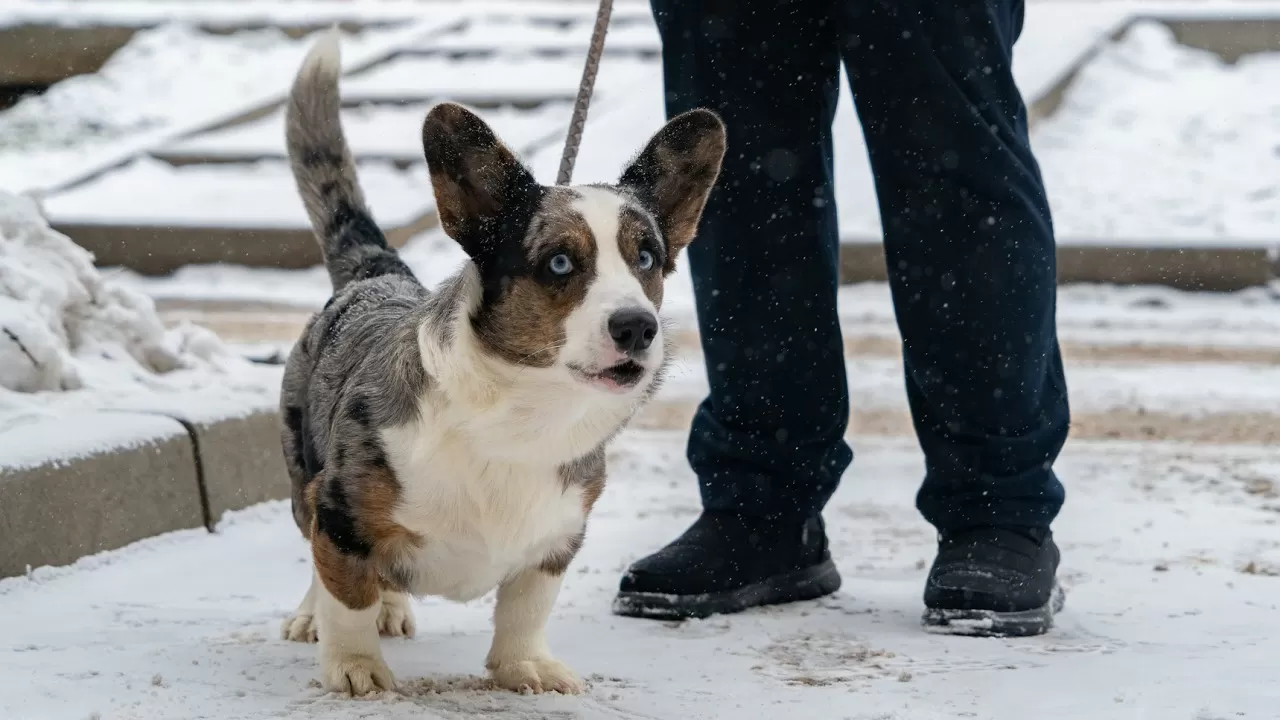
[422,102,541,258]
[618,109,726,270]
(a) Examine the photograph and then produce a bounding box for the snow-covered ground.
[2,434,1278,720]
[6,215,1279,719]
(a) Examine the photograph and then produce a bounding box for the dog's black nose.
[608,309,658,354]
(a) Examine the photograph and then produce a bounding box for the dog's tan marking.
[581,477,606,515]
[313,532,380,610]
[558,447,606,513]
[525,187,593,256]
[473,190,600,367]
[531,448,606,577]
[308,467,422,609]
[299,472,321,540]
[617,206,665,308]
[536,535,584,576]
[619,110,727,272]
[647,135,726,261]
[422,103,528,243]
[353,468,422,562]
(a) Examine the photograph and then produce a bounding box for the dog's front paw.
[281,612,318,643]
[488,657,584,695]
[322,653,396,695]
[377,591,416,638]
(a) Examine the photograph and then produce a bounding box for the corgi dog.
[277,31,725,695]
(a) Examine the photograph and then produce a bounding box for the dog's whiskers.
[501,339,570,387]
[515,340,567,366]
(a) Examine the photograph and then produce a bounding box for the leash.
[556,0,614,186]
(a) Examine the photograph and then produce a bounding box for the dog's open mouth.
[600,360,645,386]
[574,360,647,392]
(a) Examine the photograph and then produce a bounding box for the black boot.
[922,526,1065,637]
[612,512,842,620]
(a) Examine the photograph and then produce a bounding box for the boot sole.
[921,582,1066,637]
[611,559,843,620]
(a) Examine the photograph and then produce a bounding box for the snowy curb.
[52,214,437,276]
[0,411,202,579]
[0,185,291,580]
[184,408,290,526]
[0,407,290,580]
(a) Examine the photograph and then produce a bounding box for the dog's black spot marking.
[317,480,371,557]
[326,473,351,510]
[471,186,547,309]
[347,398,371,427]
[320,312,343,346]
[352,252,414,283]
[328,200,388,253]
[345,251,409,284]
[284,405,311,474]
[301,147,344,169]
[294,407,324,477]
[317,297,356,351]
[361,437,390,469]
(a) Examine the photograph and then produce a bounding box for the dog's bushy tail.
[286,30,415,291]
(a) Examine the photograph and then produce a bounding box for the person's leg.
[839,0,1070,635]
[613,0,849,620]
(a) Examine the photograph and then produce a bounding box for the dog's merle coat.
[276,32,725,695]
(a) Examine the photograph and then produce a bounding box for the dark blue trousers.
[652,0,1070,531]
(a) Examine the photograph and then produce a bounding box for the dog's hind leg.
[285,576,416,644]
[377,588,416,639]
[281,571,320,643]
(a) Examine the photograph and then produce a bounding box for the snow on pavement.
[1034,20,1280,242]
[0,24,390,195]
[41,158,432,230]
[2,433,1278,720]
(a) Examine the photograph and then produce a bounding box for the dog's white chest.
[381,422,586,602]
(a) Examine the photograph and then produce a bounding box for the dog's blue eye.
[548,253,574,276]
[637,249,655,271]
